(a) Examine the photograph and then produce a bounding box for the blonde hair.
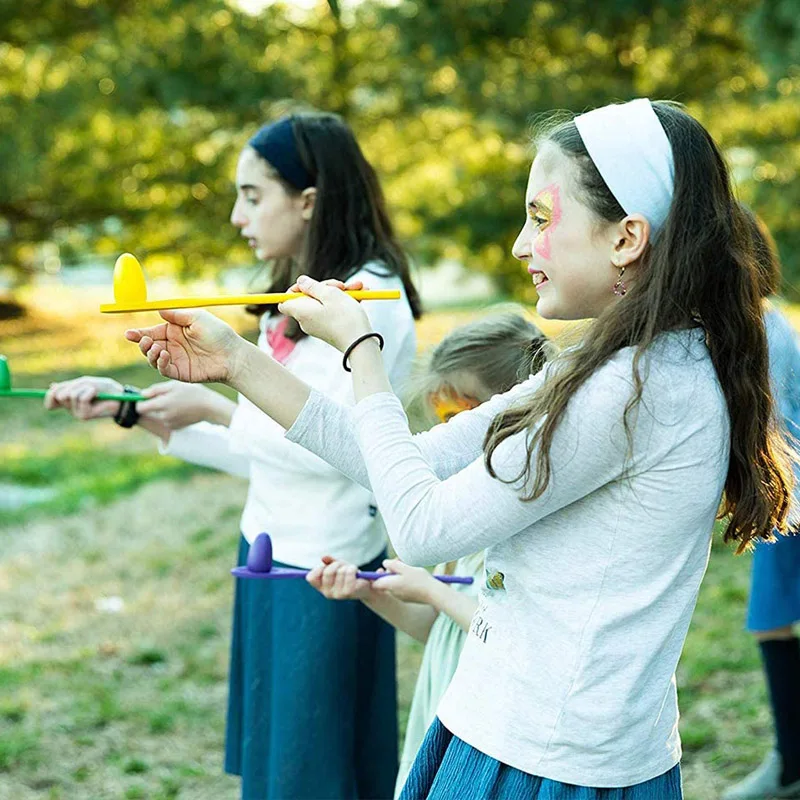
[413,310,550,576]
[410,310,550,428]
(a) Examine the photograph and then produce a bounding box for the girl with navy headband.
[47,111,421,800]
[127,99,793,799]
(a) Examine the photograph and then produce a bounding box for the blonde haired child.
[306,312,548,798]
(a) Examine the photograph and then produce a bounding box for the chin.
[535,297,559,320]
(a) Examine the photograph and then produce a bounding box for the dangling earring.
[613,266,627,297]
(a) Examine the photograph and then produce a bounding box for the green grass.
[0,439,205,526]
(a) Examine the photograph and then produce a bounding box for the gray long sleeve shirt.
[287,328,729,786]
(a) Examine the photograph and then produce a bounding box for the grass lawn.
[0,290,780,799]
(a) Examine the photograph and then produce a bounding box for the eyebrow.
[527,198,551,211]
[237,183,261,192]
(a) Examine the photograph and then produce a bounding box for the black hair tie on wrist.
[342,332,385,373]
[114,385,141,429]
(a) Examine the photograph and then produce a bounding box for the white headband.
[574,98,675,235]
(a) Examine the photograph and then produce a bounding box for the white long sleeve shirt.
[161,263,417,568]
[286,328,730,787]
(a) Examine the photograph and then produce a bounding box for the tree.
[1,0,798,300]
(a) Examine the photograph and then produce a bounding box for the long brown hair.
[484,101,793,552]
[247,111,422,338]
[741,205,781,299]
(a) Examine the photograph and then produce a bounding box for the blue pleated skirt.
[399,718,682,800]
[225,535,398,799]
[747,529,800,632]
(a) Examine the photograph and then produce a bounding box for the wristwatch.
[113,385,141,429]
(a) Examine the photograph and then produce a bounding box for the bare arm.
[361,593,440,643]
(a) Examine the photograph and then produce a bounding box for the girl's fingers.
[147,343,161,368]
[141,382,170,398]
[159,308,199,327]
[44,384,67,409]
[157,350,173,377]
[306,565,323,587]
[138,336,154,357]
[320,564,338,593]
[76,387,97,417]
[372,574,404,592]
[135,397,162,414]
[334,564,356,595]
[296,275,341,303]
[126,322,169,343]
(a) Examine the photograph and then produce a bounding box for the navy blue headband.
[248,117,315,191]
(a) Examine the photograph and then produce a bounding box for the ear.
[610,213,650,269]
[299,187,317,221]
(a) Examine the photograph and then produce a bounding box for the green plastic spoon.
[0,356,145,402]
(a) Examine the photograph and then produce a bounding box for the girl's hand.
[125,309,245,384]
[136,381,220,430]
[371,559,438,605]
[306,555,375,601]
[286,278,364,294]
[278,276,372,353]
[43,376,124,420]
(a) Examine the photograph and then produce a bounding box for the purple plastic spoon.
[231,533,473,584]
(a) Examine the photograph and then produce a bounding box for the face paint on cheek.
[533,183,562,261]
[429,390,480,423]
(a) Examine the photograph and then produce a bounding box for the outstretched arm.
[125,308,312,431]
[126,294,536,488]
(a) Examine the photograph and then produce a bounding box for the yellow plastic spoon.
[100,254,401,314]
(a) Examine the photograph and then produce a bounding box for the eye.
[528,209,548,228]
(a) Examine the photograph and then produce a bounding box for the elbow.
[390,533,436,569]
[385,501,448,567]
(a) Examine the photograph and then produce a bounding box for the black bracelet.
[342,332,385,373]
[113,385,141,429]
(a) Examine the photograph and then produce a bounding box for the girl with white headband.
[125,99,793,799]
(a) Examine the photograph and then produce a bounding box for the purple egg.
[247,533,273,573]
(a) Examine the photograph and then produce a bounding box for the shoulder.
[574,329,724,422]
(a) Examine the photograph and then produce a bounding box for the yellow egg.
[113,253,147,305]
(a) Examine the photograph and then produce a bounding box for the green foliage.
[0,0,798,294]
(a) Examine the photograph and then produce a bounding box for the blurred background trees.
[1,0,798,300]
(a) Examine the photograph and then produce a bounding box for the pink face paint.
[532,183,562,261]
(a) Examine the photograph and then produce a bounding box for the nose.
[230,199,246,229]
[512,220,533,262]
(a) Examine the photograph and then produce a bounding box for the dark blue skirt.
[225,535,398,799]
[399,718,682,800]
[747,529,800,632]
